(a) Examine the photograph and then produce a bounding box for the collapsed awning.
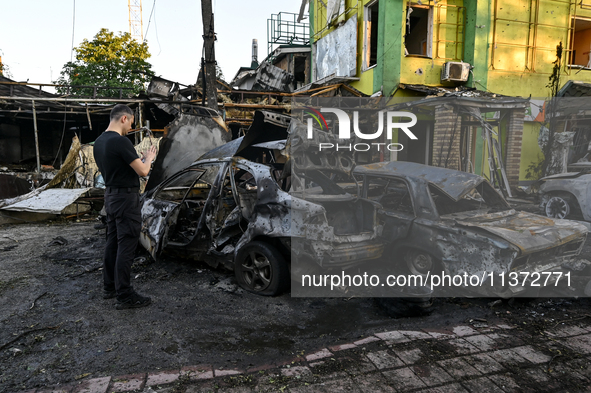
[1,188,90,214]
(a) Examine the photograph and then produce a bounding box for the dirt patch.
[0,219,590,392]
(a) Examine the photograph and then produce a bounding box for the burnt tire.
[235,241,289,296]
[404,249,436,276]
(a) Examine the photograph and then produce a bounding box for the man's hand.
[131,146,158,177]
[141,146,157,163]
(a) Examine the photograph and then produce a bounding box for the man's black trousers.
[103,190,141,300]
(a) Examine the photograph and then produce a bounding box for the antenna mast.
[128,0,144,42]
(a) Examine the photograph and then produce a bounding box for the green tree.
[55,28,154,98]
[0,51,12,78]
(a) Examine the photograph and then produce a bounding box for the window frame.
[568,16,591,69]
[404,4,434,59]
[363,175,416,217]
[363,0,380,71]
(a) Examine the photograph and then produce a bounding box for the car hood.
[448,209,588,254]
[198,110,291,161]
[540,171,589,181]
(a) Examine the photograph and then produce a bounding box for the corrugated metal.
[254,62,294,92]
[1,188,90,214]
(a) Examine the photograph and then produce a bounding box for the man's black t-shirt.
[93,131,140,188]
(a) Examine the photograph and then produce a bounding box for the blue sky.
[0,0,305,87]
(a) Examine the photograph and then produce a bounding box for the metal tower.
[128,0,143,42]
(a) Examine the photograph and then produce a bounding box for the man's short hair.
[110,104,134,122]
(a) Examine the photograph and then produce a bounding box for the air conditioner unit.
[441,61,471,82]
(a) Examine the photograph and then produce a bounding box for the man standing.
[94,104,157,310]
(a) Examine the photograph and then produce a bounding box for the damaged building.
[0,75,231,222]
[306,0,591,189]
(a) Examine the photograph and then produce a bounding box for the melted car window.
[154,169,206,201]
[165,164,222,244]
[429,185,488,215]
[233,167,258,219]
[234,168,257,191]
[366,177,414,215]
[155,165,220,202]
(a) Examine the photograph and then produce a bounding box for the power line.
[70,0,76,63]
[153,3,162,55]
[53,0,76,168]
[144,0,156,42]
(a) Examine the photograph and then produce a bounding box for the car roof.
[353,161,486,201]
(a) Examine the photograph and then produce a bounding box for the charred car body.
[352,161,590,296]
[139,108,589,297]
[139,112,384,295]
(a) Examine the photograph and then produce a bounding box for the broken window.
[154,168,207,202]
[363,0,379,70]
[294,55,307,89]
[161,164,221,244]
[232,167,258,219]
[429,185,486,216]
[429,182,506,217]
[365,177,414,216]
[570,17,591,67]
[405,5,432,57]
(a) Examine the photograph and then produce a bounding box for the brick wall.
[505,108,525,189]
[432,104,461,169]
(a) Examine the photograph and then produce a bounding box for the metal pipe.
[437,3,441,59]
[201,57,206,107]
[0,96,224,105]
[223,103,289,109]
[0,96,147,103]
[0,81,134,90]
[0,110,109,115]
[495,18,572,29]
[492,0,498,69]
[138,102,143,142]
[32,100,41,174]
[85,104,93,131]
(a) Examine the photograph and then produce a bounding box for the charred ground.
[0,218,590,392]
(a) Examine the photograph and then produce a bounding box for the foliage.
[539,41,563,178]
[0,54,12,79]
[525,154,544,180]
[546,42,563,98]
[54,28,154,98]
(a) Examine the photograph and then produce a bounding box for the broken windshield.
[430,182,508,216]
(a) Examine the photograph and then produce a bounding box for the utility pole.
[201,0,218,110]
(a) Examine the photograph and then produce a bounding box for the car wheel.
[235,241,289,296]
[405,249,434,276]
[544,195,571,219]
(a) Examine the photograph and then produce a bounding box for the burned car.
[139,112,384,296]
[539,171,591,221]
[352,161,589,296]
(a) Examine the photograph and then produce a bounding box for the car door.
[361,175,416,243]
[139,167,207,259]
